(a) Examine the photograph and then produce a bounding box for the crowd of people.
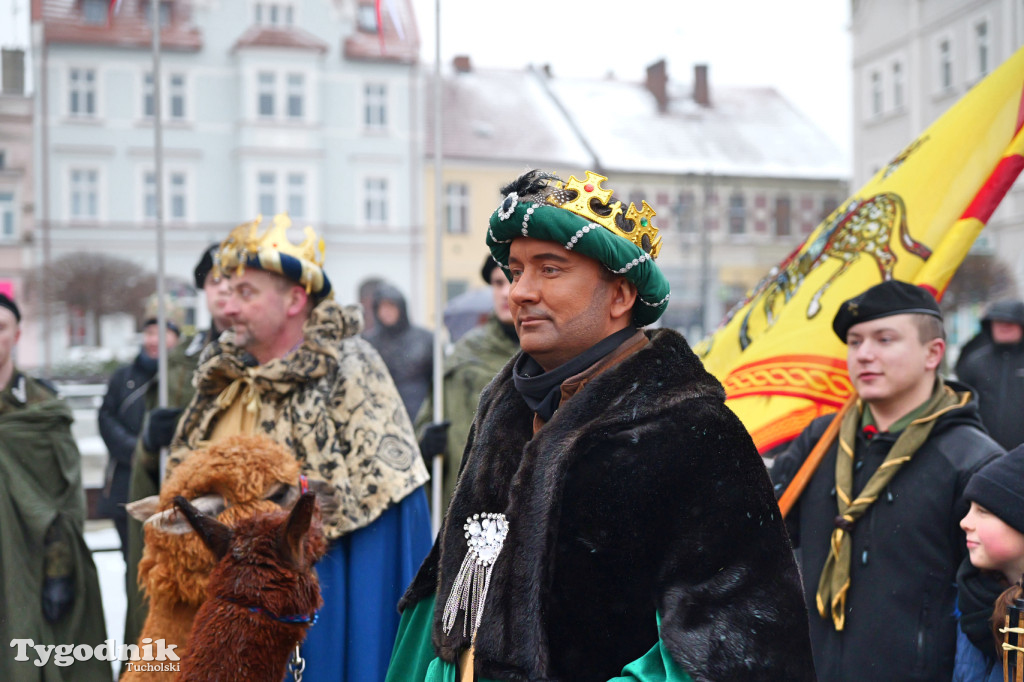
[2,169,1024,681]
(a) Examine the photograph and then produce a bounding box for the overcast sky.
[0,0,853,157]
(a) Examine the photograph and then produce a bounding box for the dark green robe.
[0,372,111,682]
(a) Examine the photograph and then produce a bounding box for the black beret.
[832,280,941,342]
[193,242,220,289]
[0,293,20,322]
[481,255,500,285]
[964,444,1024,535]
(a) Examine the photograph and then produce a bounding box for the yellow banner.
[696,46,1024,453]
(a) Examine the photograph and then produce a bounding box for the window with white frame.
[0,192,15,240]
[287,172,306,218]
[258,72,276,118]
[258,172,276,215]
[69,169,99,219]
[892,61,904,110]
[673,191,695,233]
[939,38,953,91]
[287,74,304,119]
[445,183,469,234]
[364,83,387,130]
[169,172,187,220]
[143,72,155,118]
[365,178,388,225]
[169,73,186,119]
[143,171,157,218]
[143,170,188,220]
[254,1,295,26]
[774,196,791,237]
[143,1,172,27]
[69,68,96,117]
[870,70,883,117]
[728,193,745,235]
[975,21,990,78]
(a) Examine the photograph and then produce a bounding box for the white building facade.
[851,0,1024,318]
[28,0,423,368]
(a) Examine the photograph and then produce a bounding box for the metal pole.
[151,0,169,482]
[700,172,712,337]
[429,0,444,537]
[38,27,51,375]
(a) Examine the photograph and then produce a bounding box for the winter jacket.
[394,328,816,681]
[955,300,1024,450]
[97,351,156,519]
[953,622,1002,682]
[771,379,1003,682]
[365,283,434,423]
[413,315,519,518]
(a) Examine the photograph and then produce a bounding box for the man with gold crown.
[386,170,815,681]
[164,215,431,681]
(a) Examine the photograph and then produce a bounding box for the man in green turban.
[387,170,815,681]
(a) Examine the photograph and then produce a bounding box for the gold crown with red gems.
[546,171,663,258]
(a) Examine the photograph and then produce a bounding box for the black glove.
[42,576,74,623]
[418,421,451,465]
[143,407,185,451]
[42,522,74,623]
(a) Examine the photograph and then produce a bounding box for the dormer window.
[254,1,295,26]
[357,4,378,32]
[82,0,109,25]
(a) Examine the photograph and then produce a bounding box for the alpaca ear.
[126,495,162,522]
[279,491,318,570]
[173,495,234,560]
[144,494,226,535]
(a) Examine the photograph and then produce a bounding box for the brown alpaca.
[173,491,327,682]
[122,434,335,682]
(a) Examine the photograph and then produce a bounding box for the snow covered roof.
[424,65,595,169]
[427,60,849,182]
[545,74,850,180]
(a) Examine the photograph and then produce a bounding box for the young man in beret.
[771,280,1005,681]
[388,170,815,681]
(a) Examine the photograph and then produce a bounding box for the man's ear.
[609,278,638,323]
[287,284,310,317]
[925,337,946,371]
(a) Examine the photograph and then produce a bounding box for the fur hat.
[832,280,941,342]
[143,296,184,336]
[964,444,1024,535]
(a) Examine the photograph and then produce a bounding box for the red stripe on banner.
[961,154,1024,223]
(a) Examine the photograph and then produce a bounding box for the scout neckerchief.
[816,378,967,630]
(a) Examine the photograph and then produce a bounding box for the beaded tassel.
[442,512,508,642]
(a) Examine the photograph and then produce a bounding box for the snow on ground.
[85,522,126,681]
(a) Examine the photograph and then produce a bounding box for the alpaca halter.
[219,596,319,625]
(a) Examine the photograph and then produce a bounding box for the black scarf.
[512,326,635,421]
[957,557,1007,652]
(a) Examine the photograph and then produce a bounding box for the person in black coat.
[97,305,180,562]
[955,299,1024,450]
[771,280,1004,682]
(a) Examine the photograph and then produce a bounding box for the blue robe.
[289,487,432,681]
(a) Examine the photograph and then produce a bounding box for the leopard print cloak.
[166,300,429,540]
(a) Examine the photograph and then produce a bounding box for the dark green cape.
[0,386,110,681]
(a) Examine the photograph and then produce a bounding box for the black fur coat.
[401,329,816,681]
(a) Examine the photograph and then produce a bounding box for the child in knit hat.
[955,444,1024,682]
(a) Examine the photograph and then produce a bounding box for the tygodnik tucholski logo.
[10,637,180,671]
